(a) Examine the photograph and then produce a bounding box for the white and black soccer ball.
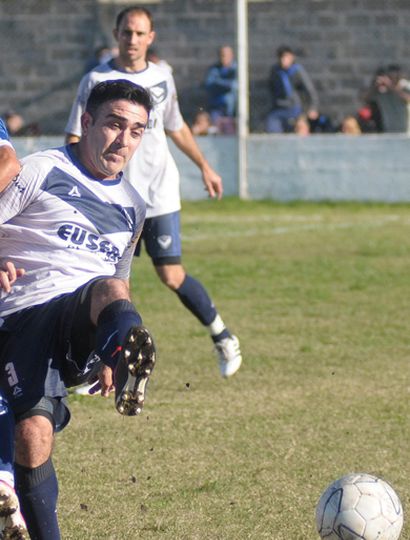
[316,473,404,540]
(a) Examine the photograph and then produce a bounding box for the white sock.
[208,314,226,336]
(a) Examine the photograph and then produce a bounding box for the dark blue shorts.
[134,211,182,265]
[0,279,102,431]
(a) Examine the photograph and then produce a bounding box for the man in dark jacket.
[266,46,319,133]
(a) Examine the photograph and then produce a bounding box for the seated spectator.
[191,110,218,136]
[308,111,335,133]
[84,45,116,74]
[147,47,173,73]
[339,115,362,135]
[294,114,310,136]
[364,65,410,133]
[204,45,237,126]
[266,45,319,133]
[4,111,40,136]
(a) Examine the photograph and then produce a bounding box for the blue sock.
[14,459,60,540]
[95,299,142,368]
[0,394,14,478]
[175,275,217,326]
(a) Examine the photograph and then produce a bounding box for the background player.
[0,117,20,190]
[65,6,242,381]
[0,80,156,539]
[0,117,28,539]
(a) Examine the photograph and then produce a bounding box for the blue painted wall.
[12,135,410,203]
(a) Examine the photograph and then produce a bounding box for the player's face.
[80,99,148,180]
[114,12,155,65]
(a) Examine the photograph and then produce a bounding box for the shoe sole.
[115,327,156,416]
[0,483,29,540]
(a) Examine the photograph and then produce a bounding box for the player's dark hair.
[85,80,153,119]
[115,6,154,30]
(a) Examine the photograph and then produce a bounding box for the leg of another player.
[0,393,29,539]
[0,394,15,486]
[14,415,60,540]
[89,278,156,416]
[155,263,242,377]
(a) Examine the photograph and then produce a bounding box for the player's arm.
[0,144,21,192]
[65,134,81,144]
[0,261,25,293]
[167,122,223,199]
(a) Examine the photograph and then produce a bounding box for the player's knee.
[90,278,131,323]
[156,265,185,290]
[15,416,54,468]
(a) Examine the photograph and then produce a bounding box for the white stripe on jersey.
[65,61,184,218]
[0,145,146,316]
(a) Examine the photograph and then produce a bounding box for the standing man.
[0,80,156,540]
[65,6,242,380]
[266,45,319,133]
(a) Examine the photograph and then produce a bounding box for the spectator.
[147,47,173,73]
[4,111,40,136]
[204,45,237,127]
[340,115,362,135]
[364,65,410,133]
[308,112,335,133]
[294,114,310,136]
[191,110,218,136]
[84,44,116,74]
[265,45,319,133]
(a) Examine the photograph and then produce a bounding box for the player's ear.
[148,30,156,47]
[113,27,119,43]
[81,111,93,135]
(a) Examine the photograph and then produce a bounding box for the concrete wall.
[12,135,410,202]
[1,1,410,133]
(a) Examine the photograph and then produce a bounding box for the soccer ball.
[316,473,404,540]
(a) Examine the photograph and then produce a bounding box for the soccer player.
[65,6,242,382]
[0,118,28,539]
[0,80,156,540]
[0,117,21,191]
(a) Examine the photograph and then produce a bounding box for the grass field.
[58,199,410,539]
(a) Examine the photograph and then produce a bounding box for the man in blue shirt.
[205,45,238,124]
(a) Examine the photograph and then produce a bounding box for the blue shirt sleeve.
[0,119,10,141]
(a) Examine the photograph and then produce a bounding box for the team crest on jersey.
[148,81,168,105]
[157,235,172,250]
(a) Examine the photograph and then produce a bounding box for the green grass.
[57,200,410,539]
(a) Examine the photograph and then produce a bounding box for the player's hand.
[99,364,115,397]
[202,164,223,200]
[0,261,25,293]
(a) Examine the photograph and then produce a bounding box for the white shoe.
[214,335,242,378]
[0,480,29,540]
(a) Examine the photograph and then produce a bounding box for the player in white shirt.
[66,6,242,381]
[0,80,156,540]
[0,119,28,540]
[0,118,20,192]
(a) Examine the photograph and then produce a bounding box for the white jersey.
[0,145,146,316]
[65,60,185,218]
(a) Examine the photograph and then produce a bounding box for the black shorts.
[0,279,103,431]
